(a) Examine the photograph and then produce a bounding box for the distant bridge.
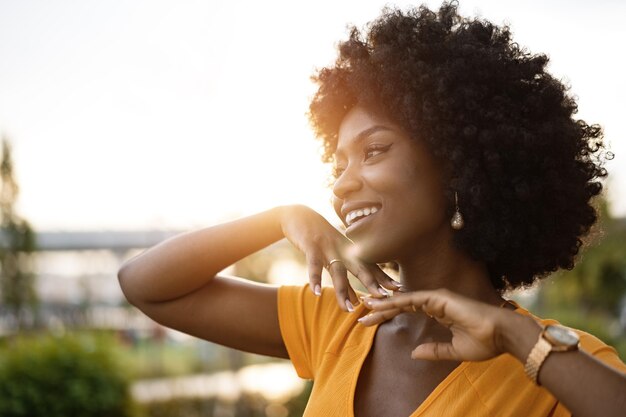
[1,230,187,252]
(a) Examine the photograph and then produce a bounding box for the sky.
[1,0,625,231]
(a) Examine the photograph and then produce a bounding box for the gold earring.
[451,191,464,230]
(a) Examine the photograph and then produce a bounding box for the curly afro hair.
[308,1,610,293]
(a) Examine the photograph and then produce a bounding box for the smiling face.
[332,106,450,263]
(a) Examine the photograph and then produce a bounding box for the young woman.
[118,2,626,416]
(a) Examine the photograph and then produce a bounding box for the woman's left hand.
[358,288,515,361]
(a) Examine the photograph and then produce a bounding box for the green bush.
[0,332,137,417]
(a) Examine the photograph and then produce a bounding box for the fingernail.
[359,295,373,303]
[314,284,321,296]
[345,299,355,312]
[365,298,379,308]
[391,281,403,288]
[378,287,389,297]
[357,316,366,323]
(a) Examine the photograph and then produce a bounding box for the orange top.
[277,284,626,417]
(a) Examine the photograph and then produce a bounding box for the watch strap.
[524,330,552,385]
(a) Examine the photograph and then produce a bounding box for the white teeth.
[345,206,380,226]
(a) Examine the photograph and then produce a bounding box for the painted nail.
[345,299,355,312]
[365,298,379,308]
[378,287,389,297]
[314,284,321,296]
[391,281,403,288]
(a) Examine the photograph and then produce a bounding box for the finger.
[363,292,424,310]
[360,265,400,296]
[360,296,414,312]
[363,297,449,326]
[304,247,324,296]
[333,244,391,299]
[371,266,403,292]
[368,290,448,314]
[357,307,403,325]
[343,262,389,299]
[327,259,359,312]
[419,290,459,321]
[411,342,458,361]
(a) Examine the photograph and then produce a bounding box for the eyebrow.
[334,125,393,157]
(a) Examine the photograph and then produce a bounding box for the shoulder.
[277,283,345,319]
[277,284,374,351]
[276,283,356,335]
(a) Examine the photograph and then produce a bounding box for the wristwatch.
[524,324,580,385]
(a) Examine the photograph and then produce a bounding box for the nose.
[332,163,362,200]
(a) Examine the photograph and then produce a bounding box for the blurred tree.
[534,197,626,355]
[0,136,37,330]
[0,332,138,417]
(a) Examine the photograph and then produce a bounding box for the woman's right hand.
[279,204,402,312]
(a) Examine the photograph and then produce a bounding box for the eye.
[364,144,391,160]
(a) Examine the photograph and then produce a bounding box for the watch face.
[545,325,580,346]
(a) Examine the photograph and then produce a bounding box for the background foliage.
[0,332,137,417]
[0,137,37,330]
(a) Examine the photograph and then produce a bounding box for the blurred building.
[0,230,306,337]
[0,230,183,335]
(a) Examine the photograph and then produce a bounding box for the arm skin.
[118,206,289,358]
[502,311,626,417]
[118,204,393,359]
[359,289,626,417]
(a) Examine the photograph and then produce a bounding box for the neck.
[394,232,504,307]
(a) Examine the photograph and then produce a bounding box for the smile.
[345,206,379,226]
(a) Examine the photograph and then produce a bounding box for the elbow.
[117,261,139,306]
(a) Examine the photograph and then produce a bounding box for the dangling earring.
[451,191,464,230]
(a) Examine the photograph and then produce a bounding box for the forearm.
[118,206,286,304]
[501,313,626,417]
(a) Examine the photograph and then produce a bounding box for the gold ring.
[327,259,343,269]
